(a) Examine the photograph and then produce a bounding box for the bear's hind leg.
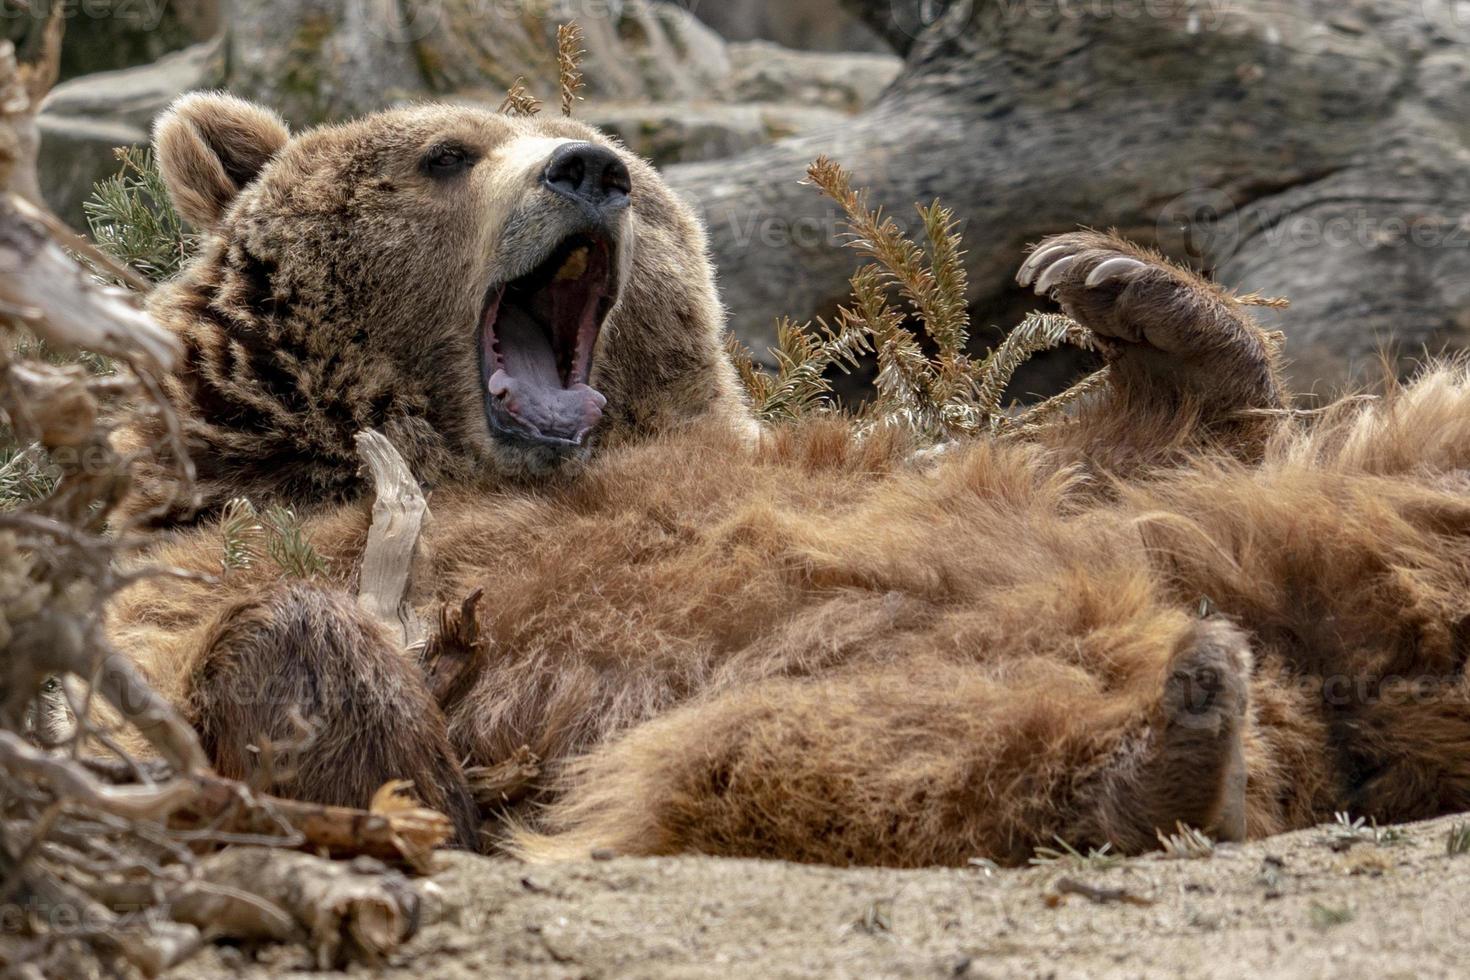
[511,618,1254,866]
[1075,618,1253,848]
[185,583,481,846]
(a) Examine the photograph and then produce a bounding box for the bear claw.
[1015,243,1073,287]
[1032,255,1078,294]
[1084,256,1149,288]
[1017,233,1161,300]
[1017,231,1228,352]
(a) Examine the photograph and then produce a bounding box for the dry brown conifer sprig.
[499,76,542,117]
[556,22,585,117]
[729,156,1102,440]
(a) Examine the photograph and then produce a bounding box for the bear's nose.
[543,143,632,210]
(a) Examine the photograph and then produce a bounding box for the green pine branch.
[83,146,196,286]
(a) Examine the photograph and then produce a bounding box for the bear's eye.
[422,143,476,179]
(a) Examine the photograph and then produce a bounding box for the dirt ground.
[186,812,1470,979]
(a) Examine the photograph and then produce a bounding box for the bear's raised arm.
[1020,231,1286,465]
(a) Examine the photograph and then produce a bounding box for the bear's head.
[122,93,750,522]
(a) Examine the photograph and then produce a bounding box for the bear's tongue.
[487,304,606,443]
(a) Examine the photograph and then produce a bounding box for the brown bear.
[104,93,1470,864]
[115,92,753,525]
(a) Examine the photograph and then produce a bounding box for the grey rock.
[692,0,888,52]
[727,42,900,113]
[223,0,426,127]
[40,38,223,130]
[36,38,223,230]
[417,0,733,106]
[36,116,146,231]
[587,102,847,167]
[672,0,1470,391]
[5,0,221,82]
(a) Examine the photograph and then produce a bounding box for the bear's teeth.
[554,246,589,282]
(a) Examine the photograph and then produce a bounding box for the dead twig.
[1048,876,1154,907]
[465,745,542,809]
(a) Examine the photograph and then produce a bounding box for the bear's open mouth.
[479,233,617,448]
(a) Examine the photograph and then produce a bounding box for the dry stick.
[181,848,420,969]
[0,29,435,978]
[354,430,431,651]
[0,733,196,822]
[9,192,157,297]
[181,753,416,855]
[465,745,542,809]
[168,772,453,868]
[0,196,176,366]
[16,1,64,106]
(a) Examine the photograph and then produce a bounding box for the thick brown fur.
[103,98,1470,867]
[115,93,751,524]
[108,368,1470,864]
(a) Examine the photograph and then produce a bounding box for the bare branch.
[0,198,175,368]
[0,732,197,821]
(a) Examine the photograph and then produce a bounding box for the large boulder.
[222,0,424,126]
[727,42,899,113]
[692,0,887,53]
[37,39,222,229]
[35,0,903,225]
[668,0,1470,392]
[414,0,732,106]
[586,101,850,167]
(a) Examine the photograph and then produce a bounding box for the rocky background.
[23,0,1470,396]
[29,1,898,222]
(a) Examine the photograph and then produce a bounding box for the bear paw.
[1017,230,1235,353]
[1017,230,1283,414]
[1157,618,1253,843]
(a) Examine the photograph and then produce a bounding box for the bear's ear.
[153,92,290,230]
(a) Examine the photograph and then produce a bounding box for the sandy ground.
[185,812,1470,979]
